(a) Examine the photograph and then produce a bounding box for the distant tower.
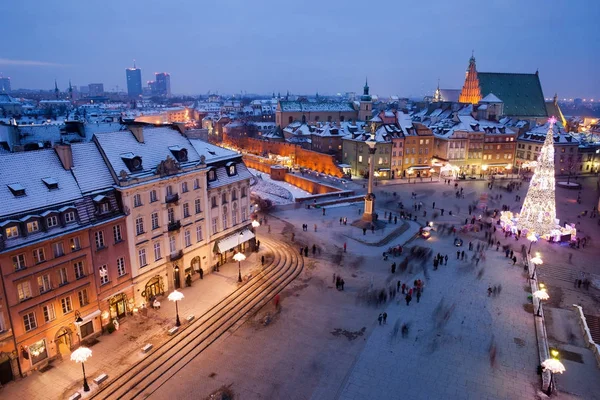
[68,79,73,99]
[459,53,482,104]
[54,79,60,99]
[358,78,372,121]
[154,72,171,97]
[433,79,442,102]
[126,60,143,98]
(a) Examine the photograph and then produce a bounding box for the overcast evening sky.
[0,0,598,99]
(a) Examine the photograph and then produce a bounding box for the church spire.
[364,77,369,96]
[68,79,73,99]
[54,79,59,99]
[459,53,481,104]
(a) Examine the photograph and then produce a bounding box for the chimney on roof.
[54,143,73,170]
[130,125,144,143]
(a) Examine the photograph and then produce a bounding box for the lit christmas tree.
[517,117,557,236]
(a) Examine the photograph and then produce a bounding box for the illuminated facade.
[458,55,482,104]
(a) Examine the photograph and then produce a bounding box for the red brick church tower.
[459,54,482,104]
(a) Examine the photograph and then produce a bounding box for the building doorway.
[0,354,13,385]
[109,293,128,319]
[55,327,72,357]
[173,265,181,289]
[143,276,164,302]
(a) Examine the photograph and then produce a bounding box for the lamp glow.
[71,347,92,392]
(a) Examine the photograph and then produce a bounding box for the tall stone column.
[362,141,377,222]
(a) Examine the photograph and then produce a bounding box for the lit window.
[12,254,26,270]
[27,221,39,233]
[99,265,109,285]
[5,226,18,238]
[17,281,32,301]
[70,236,81,251]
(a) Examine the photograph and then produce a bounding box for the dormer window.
[169,146,188,162]
[27,220,40,233]
[47,216,58,228]
[42,177,59,190]
[93,195,111,215]
[8,183,26,197]
[120,153,143,172]
[226,162,237,176]
[5,225,19,238]
[64,211,76,224]
[208,168,217,182]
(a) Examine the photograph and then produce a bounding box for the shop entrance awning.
[216,229,255,253]
[409,165,431,170]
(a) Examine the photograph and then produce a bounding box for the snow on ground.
[249,168,311,205]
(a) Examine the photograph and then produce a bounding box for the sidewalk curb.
[526,253,552,392]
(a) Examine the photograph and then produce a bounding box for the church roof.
[477,73,547,118]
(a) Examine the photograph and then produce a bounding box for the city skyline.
[0,0,598,99]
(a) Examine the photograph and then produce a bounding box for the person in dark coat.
[405,293,412,306]
[382,312,388,324]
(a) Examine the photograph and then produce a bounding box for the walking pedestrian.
[378,313,383,325]
[383,312,388,324]
[416,290,422,303]
[405,293,412,306]
[444,254,448,265]
[261,255,265,266]
[457,250,460,260]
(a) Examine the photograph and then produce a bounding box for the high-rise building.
[126,61,142,97]
[154,73,171,97]
[88,83,104,97]
[0,76,11,93]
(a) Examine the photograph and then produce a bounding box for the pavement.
[5,175,600,399]
[0,243,273,400]
[149,176,600,400]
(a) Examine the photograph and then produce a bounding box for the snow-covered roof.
[71,142,116,193]
[519,122,578,145]
[0,149,82,216]
[94,127,201,177]
[188,139,238,163]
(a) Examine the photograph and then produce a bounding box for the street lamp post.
[233,232,246,283]
[71,347,92,392]
[542,356,565,396]
[530,254,543,279]
[533,288,549,316]
[168,290,184,327]
[527,233,538,254]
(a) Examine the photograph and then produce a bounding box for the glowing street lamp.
[533,289,549,316]
[530,254,543,279]
[233,251,246,283]
[71,347,92,392]
[251,220,260,229]
[542,356,565,395]
[527,233,538,254]
[167,290,184,327]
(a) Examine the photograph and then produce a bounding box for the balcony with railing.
[168,221,181,232]
[168,250,183,262]
[165,193,179,204]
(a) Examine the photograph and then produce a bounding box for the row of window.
[17,261,87,302]
[133,180,203,207]
[11,226,122,272]
[139,225,204,267]
[12,236,81,271]
[211,188,247,209]
[135,200,203,236]
[22,289,89,332]
[481,153,513,160]
[4,210,77,240]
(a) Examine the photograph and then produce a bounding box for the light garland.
[517,117,558,236]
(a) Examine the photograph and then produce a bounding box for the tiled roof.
[279,101,356,113]
[71,142,116,193]
[477,73,547,117]
[0,149,82,216]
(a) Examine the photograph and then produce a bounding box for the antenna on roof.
[133,59,136,68]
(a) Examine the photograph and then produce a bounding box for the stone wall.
[222,133,343,177]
